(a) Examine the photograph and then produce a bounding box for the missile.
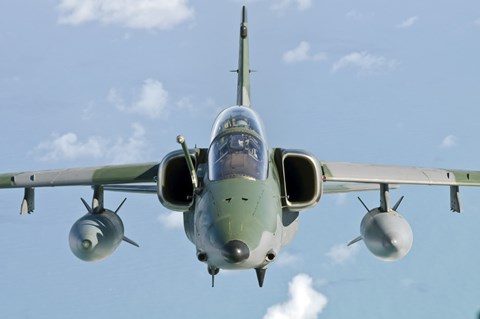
[69,198,138,262]
[349,187,413,261]
[354,207,413,261]
[69,210,125,262]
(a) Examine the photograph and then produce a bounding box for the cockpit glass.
[210,106,266,142]
[208,106,268,181]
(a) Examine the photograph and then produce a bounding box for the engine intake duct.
[273,148,322,211]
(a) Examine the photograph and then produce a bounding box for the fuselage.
[192,106,291,270]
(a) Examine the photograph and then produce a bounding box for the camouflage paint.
[0,163,158,188]
[193,161,283,270]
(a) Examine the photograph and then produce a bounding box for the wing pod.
[359,207,413,261]
[69,198,138,262]
[351,186,413,261]
[69,209,124,262]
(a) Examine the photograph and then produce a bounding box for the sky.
[1,0,480,318]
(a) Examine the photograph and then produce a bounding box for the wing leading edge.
[0,162,159,189]
[320,160,480,213]
[321,161,480,186]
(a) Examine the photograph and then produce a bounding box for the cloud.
[176,96,194,111]
[345,10,374,21]
[272,0,312,12]
[34,123,149,163]
[331,51,398,74]
[263,273,327,319]
[276,251,303,267]
[326,243,360,265]
[157,211,184,229]
[108,122,148,163]
[57,0,194,30]
[109,79,170,119]
[474,18,480,27]
[283,41,326,64]
[396,16,419,29]
[34,133,107,161]
[441,134,457,148]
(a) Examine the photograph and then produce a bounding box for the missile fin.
[80,198,93,214]
[347,236,363,246]
[392,196,405,211]
[114,198,127,214]
[122,236,139,247]
[357,197,370,212]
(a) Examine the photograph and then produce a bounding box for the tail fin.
[236,6,251,107]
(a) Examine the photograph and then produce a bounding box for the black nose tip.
[222,240,250,263]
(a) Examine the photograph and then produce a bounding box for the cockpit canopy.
[210,106,266,142]
[208,106,268,181]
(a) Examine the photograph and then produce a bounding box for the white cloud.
[133,79,169,118]
[57,0,194,30]
[474,18,480,27]
[263,273,327,319]
[345,10,374,21]
[157,211,184,229]
[81,103,96,120]
[109,79,170,119]
[34,123,149,163]
[276,251,303,267]
[396,16,419,29]
[331,51,398,74]
[441,134,457,148]
[176,96,195,112]
[272,0,312,12]
[108,122,148,163]
[35,133,107,161]
[326,243,360,265]
[283,41,326,64]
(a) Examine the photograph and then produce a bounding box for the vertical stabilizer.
[236,6,251,107]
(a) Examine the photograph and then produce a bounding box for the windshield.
[209,106,268,181]
[210,106,266,142]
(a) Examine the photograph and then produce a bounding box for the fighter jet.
[0,6,478,287]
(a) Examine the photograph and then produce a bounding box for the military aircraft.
[1,6,479,287]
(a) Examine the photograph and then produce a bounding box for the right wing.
[0,162,159,189]
[0,163,160,214]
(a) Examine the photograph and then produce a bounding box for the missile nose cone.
[82,239,93,250]
[382,233,402,254]
[222,240,250,263]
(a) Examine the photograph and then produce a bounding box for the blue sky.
[1,0,480,318]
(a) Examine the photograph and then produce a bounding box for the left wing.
[320,161,480,213]
[322,182,398,194]
[321,161,480,186]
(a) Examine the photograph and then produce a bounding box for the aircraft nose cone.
[222,240,250,263]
